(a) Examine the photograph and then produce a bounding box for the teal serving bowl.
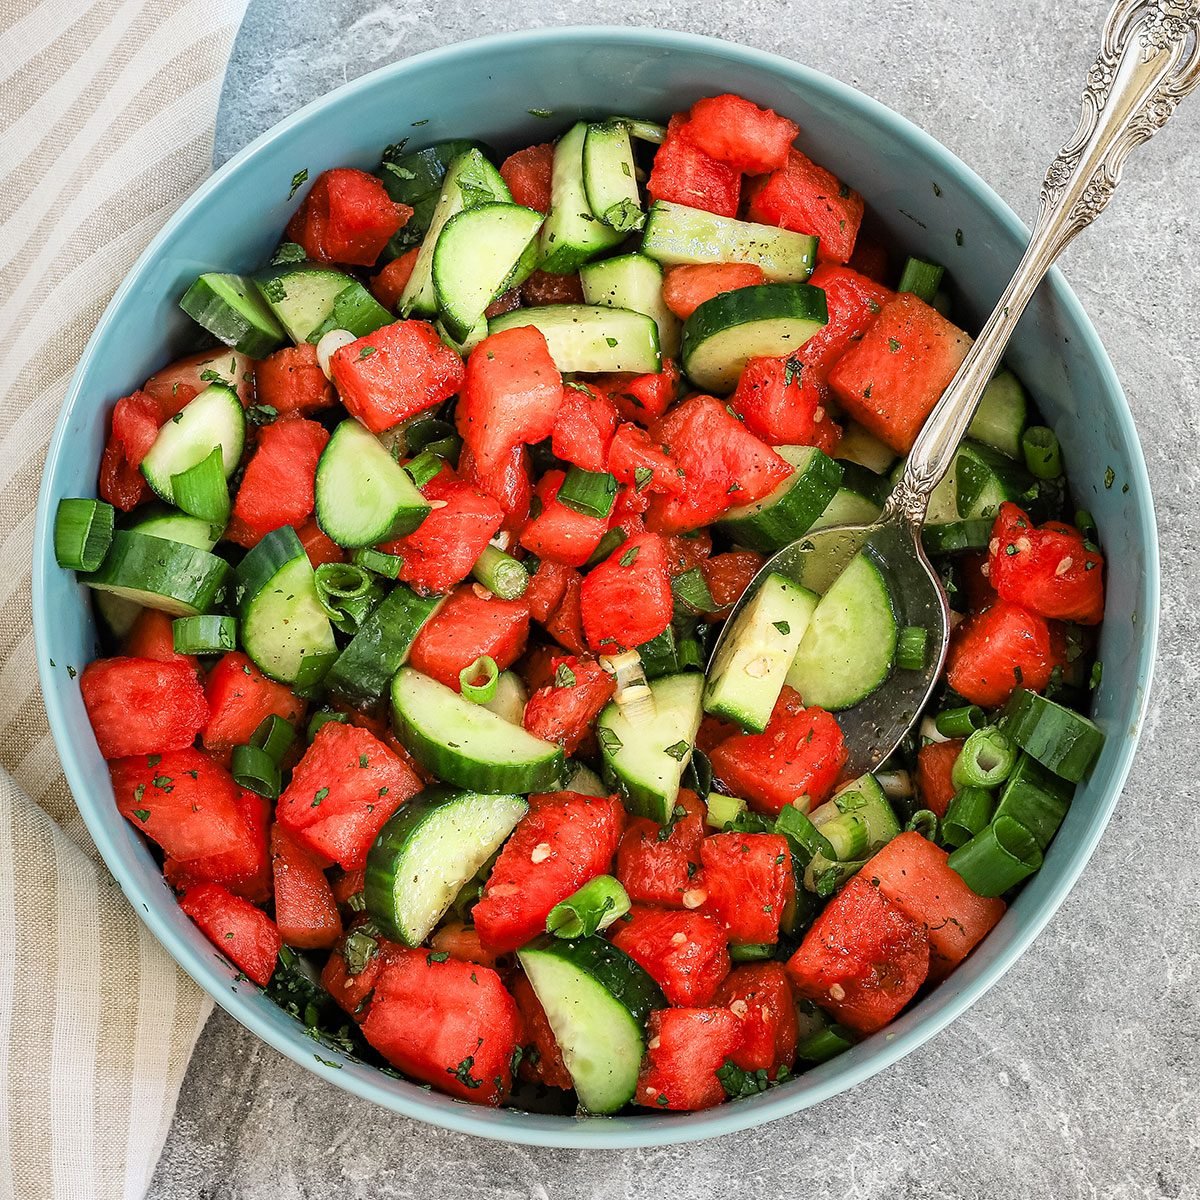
[32,27,1157,1147]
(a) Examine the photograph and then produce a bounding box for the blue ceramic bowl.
[32,26,1157,1147]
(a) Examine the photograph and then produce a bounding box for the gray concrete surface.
[149,1,1200,1196]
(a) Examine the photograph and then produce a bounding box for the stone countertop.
[149,1,1200,1196]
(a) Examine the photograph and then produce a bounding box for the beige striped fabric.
[0,0,249,1194]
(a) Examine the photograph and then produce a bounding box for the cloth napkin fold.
[0,0,250,1194]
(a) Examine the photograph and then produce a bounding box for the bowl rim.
[32,23,1159,1148]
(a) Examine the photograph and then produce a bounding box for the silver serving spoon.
[708,0,1200,779]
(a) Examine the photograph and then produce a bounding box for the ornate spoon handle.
[891,0,1200,519]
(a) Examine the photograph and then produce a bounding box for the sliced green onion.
[307,709,349,742]
[422,434,462,462]
[171,615,237,655]
[775,804,836,865]
[895,625,929,671]
[545,875,630,939]
[314,562,384,634]
[250,714,297,766]
[705,791,746,831]
[675,626,707,672]
[951,726,1017,790]
[585,527,627,567]
[729,942,775,962]
[904,809,940,841]
[352,548,404,579]
[403,450,444,489]
[231,742,281,799]
[811,811,869,861]
[935,704,987,739]
[947,815,1042,896]
[671,567,716,618]
[1074,508,1098,542]
[897,255,945,304]
[459,655,499,704]
[471,545,529,600]
[54,498,115,571]
[795,1024,855,1063]
[941,787,996,849]
[401,415,457,456]
[992,754,1071,849]
[557,467,618,518]
[170,446,230,523]
[1021,426,1062,479]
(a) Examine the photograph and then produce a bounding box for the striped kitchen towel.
[0,0,249,1194]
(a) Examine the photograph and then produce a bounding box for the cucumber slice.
[681,284,827,394]
[921,518,994,555]
[82,530,230,616]
[642,201,818,281]
[483,671,528,724]
[582,121,644,233]
[255,263,354,343]
[785,551,898,710]
[517,935,665,1114]
[704,573,819,732]
[921,439,1037,525]
[968,370,1028,459]
[139,384,245,506]
[179,272,286,357]
[377,139,490,255]
[810,462,888,531]
[432,203,544,341]
[488,305,660,374]
[325,584,444,705]
[598,672,704,823]
[126,507,222,551]
[365,786,528,946]
[718,446,844,554]
[1000,689,1104,783]
[810,774,900,855]
[391,668,565,794]
[538,122,624,274]
[579,253,681,358]
[399,149,511,318]
[315,420,431,548]
[562,761,607,798]
[307,281,394,343]
[236,527,337,684]
[834,423,898,475]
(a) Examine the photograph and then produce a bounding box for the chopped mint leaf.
[288,169,309,201]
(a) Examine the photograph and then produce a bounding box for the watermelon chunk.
[713,962,798,1078]
[202,651,305,763]
[662,263,766,321]
[178,882,282,986]
[610,905,730,1006]
[696,831,793,944]
[680,94,798,175]
[634,1008,743,1111]
[472,792,624,954]
[786,874,930,1034]
[522,656,616,755]
[254,344,335,418]
[579,531,673,653]
[944,599,1056,709]
[286,167,412,267]
[82,657,209,760]
[915,739,964,819]
[827,293,971,454]
[729,356,841,449]
[407,584,530,691]
[798,262,894,383]
[270,823,342,950]
[500,142,555,212]
[552,384,619,472]
[647,115,741,218]
[615,788,706,908]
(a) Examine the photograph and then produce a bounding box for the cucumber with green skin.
[488,304,661,375]
[517,935,665,1114]
[641,200,818,280]
[432,203,544,341]
[307,281,394,342]
[579,253,680,358]
[314,419,431,548]
[391,667,564,794]
[324,585,444,705]
[718,446,844,554]
[785,551,898,711]
[235,527,337,685]
[538,122,624,274]
[917,439,1037,526]
[254,263,354,343]
[399,149,511,318]
[365,787,528,946]
[82,530,230,617]
[809,461,888,532]
[968,370,1028,460]
[139,384,245,507]
[179,272,286,357]
[704,573,819,732]
[126,507,223,551]
[598,672,704,823]
[809,774,900,856]
[681,284,828,394]
[582,121,644,233]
